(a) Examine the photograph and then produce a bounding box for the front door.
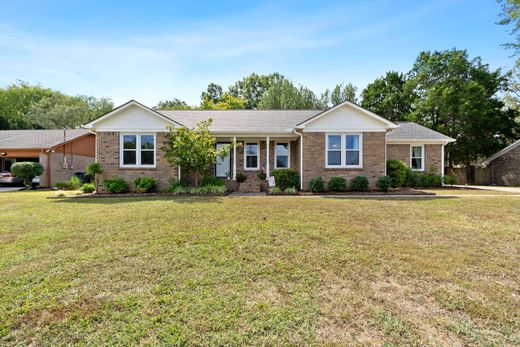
[216,143,231,178]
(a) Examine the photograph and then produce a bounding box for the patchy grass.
[0,191,519,346]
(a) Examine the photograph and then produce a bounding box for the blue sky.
[0,0,514,106]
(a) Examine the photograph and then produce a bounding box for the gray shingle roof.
[158,109,321,133]
[387,122,454,142]
[0,129,90,149]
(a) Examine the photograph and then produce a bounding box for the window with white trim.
[275,142,290,168]
[326,133,362,168]
[120,133,156,167]
[410,145,424,171]
[244,142,259,170]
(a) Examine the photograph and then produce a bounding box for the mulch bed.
[47,191,231,199]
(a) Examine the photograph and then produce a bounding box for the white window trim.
[325,133,363,169]
[244,142,260,171]
[410,144,425,171]
[120,133,156,168]
[274,141,291,169]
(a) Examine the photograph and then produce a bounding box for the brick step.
[238,181,262,193]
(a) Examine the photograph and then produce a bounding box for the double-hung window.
[121,133,156,167]
[326,133,362,168]
[410,145,424,171]
[275,142,290,168]
[244,142,259,170]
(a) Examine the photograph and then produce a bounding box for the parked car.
[0,171,23,185]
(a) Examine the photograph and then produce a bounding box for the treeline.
[0,81,113,130]
[157,49,520,165]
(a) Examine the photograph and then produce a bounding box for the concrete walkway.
[452,185,520,193]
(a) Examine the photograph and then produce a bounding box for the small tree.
[10,162,44,189]
[86,162,103,192]
[162,118,231,186]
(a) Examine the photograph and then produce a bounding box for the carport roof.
[0,129,90,149]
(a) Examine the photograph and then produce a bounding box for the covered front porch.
[213,134,301,192]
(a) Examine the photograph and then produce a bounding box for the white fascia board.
[387,139,454,145]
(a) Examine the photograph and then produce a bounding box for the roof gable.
[482,139,520,166]
[84,100,182,131]
[298,100,397,131]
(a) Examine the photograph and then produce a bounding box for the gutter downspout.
[293,128,304,190]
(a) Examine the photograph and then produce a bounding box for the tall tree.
[201,93,246,110]
[361,71,412,121]
[155,98,193,110]
[405,49,519,165]
[257,79,321,110]
[228,73,285,109]
[331,83,358,105]
[201,83,223,104]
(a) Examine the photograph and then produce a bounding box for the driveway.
[0,186,23,192]
[452,184,520,193]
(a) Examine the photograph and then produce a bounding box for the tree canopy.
[0,81,113,130]
[228,73,285,109]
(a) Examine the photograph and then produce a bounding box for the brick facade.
[489,144,520,185]
[302,132,386,189]
[39,152,94,187]
[96,132,177,192]
[387,144,443,175]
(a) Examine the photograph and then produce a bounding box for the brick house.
[482,139,520,186]
[0,129,95,187]
[84,100,455,192]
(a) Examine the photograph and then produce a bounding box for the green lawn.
[1,191,519,346]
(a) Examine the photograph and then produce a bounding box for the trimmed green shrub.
[328,176,347,192]
[350,176,369,191]
[284,187,298,195]
[309,176,325,193]
[203,175,225,186]
[257,172,266,180]
[236,172,247,183]
[405,168,419,187]
[271,168,300,190]
[55,176,82,190]
[387,160,408,188]
[443,174,458,185]
[169,179,182,191]
[376,176,391,192]
[80,183,96,193]
[134,177,156,193]
[103,177,128,194]
[10,162,44,188]
[268,187,283,195]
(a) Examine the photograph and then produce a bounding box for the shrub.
[10,162,44,188]
[103,177,128,194]
[443,174,459,186]
[203,175,225,186]
[376,176,392,192]
[169,179,182,191]
[309,176,325,193]
[268,187,283,195]
[350,176,369,191]
[386,160,408,188]
[405,169,419,187]
[80,183,96,193]
[134,177,156,193]
[271,168,300,190]
[328,176,347,192]
[418,168,442,187]
[55,176,82,190]
[257,172,266,180]
[284,187,298,195]
[236,172,247,183]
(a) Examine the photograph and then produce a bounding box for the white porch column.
[441,143,445,184]
[300,133,304,190]
[233,136,237,180]
[178,165,181,181]
[266,136,270,178]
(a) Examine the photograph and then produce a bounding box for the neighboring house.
[84,100,455,192]
[0,129,95,187]
[482,139,520,186]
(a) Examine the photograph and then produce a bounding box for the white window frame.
[274,142,291,169]
[410,144,425,171]
[244,142,260,170]
[120,133,156,168]
[325,133,363,169]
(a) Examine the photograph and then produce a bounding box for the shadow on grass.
[50,195,225,204]
[319,195,459,201]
